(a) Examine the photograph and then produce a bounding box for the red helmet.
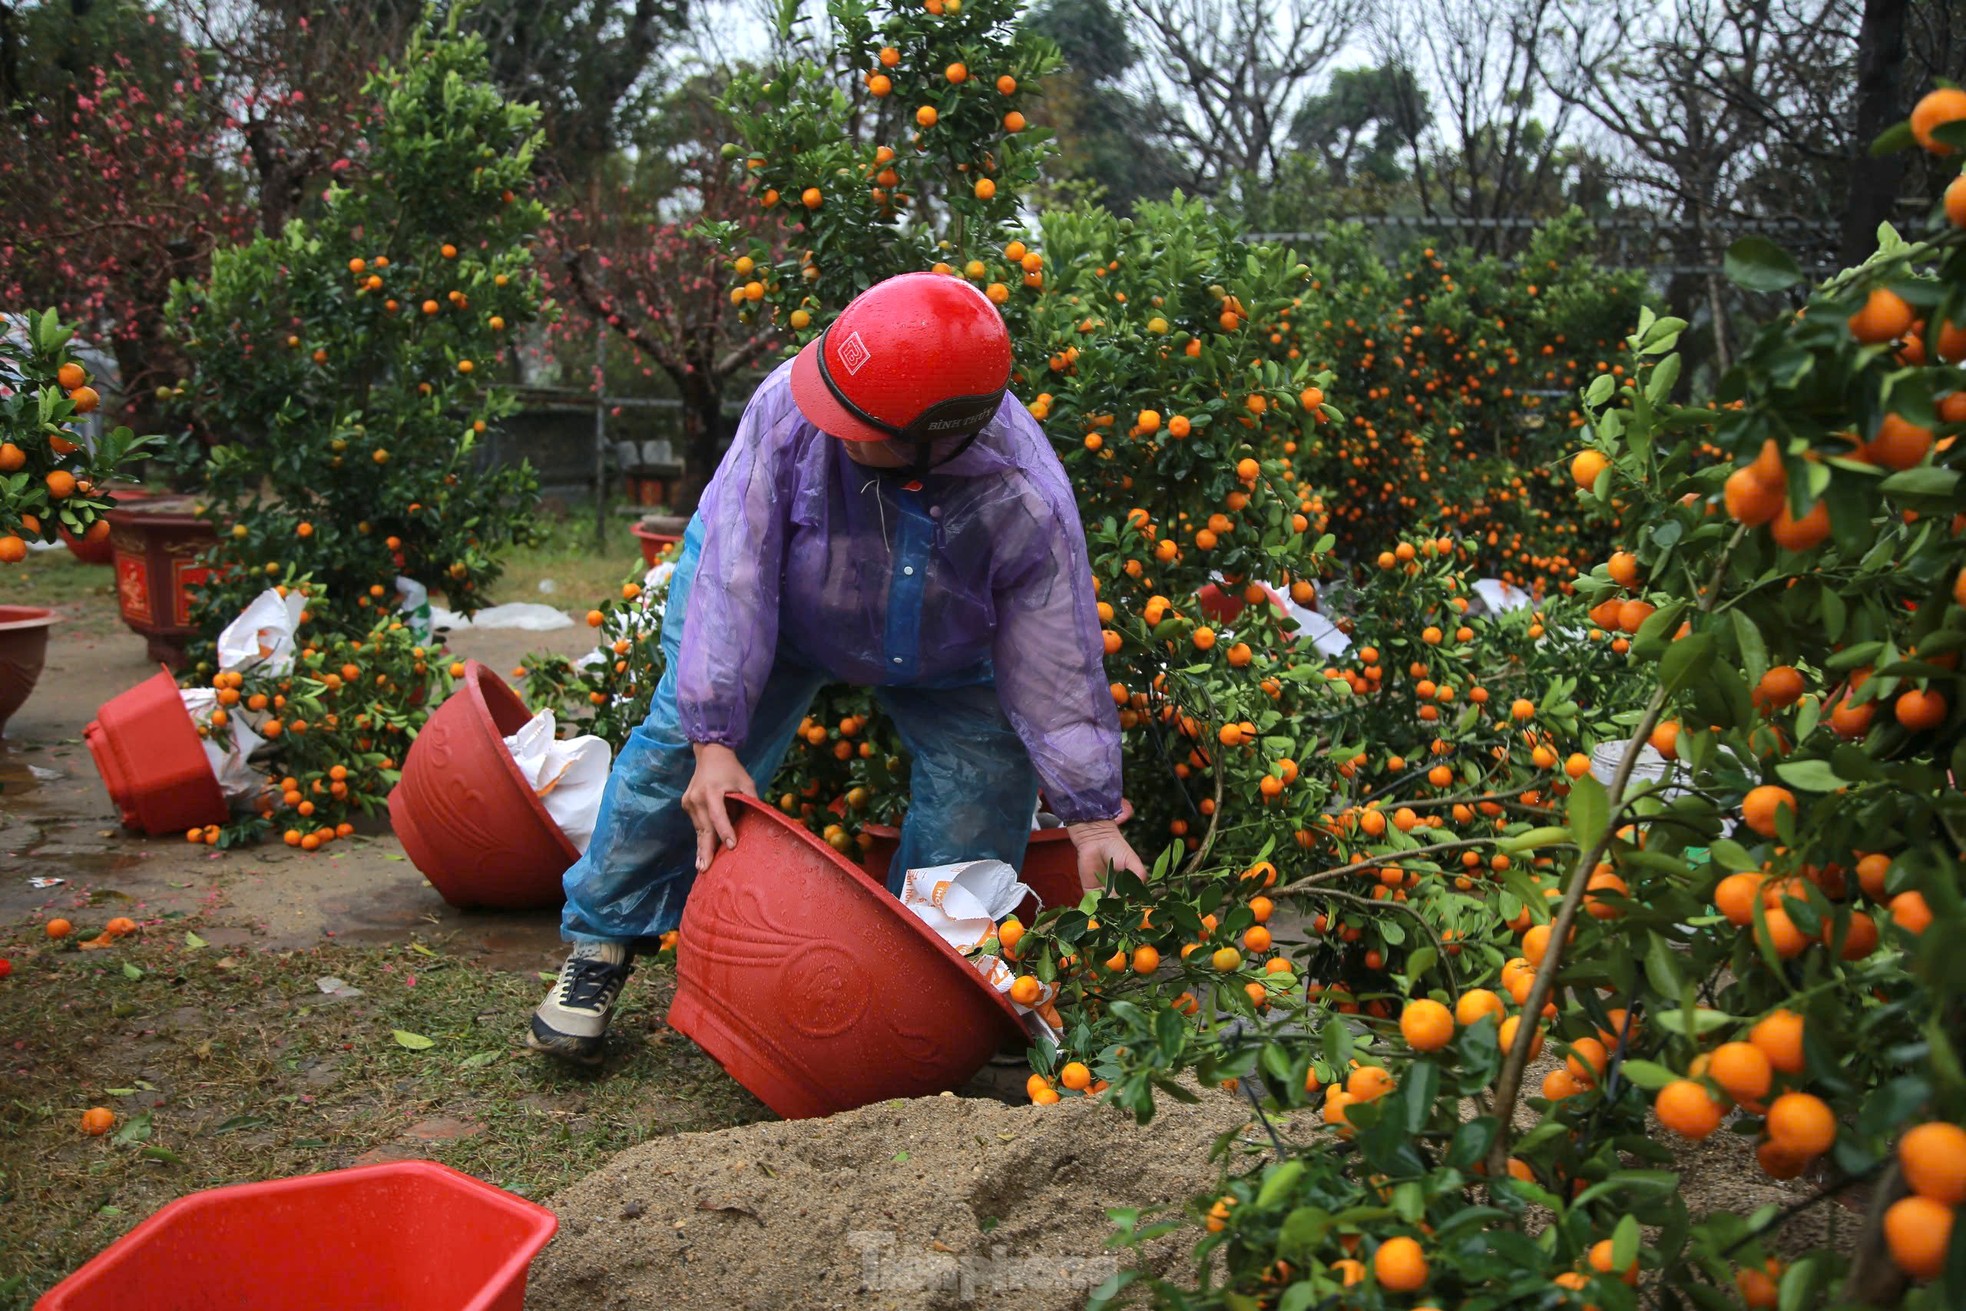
[790,271,1012,445]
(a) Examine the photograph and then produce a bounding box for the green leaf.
[183,931,208,950]
[1878,466,1960,498]
[113,1111,153,1144]
[140,1146,184,1165]
[1611,1214,1641,1274]
[121,961,144,980]
[1502,826,1573,854]
[1276,1206,1333,1263]
[210,1114,269,1135]
[1775,760,1845,793]
[1658,632,1715,695]
[1566,772,1609,851]
[1619,1059,1678,1090]
[1724,237,1802,292]
[1870,121,1916,155]
[391,1029,435,1050]
[460,1051,500,1069]
[1256,1160,1305,1208]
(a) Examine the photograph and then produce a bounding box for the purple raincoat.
[674,360,1123,826]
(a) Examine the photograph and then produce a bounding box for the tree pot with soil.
[632,514,690,567]
[107,497,219,669]
[62,485,157,565]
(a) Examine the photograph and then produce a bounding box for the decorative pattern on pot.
[107,498,218,670]
[668,795,1026,1120]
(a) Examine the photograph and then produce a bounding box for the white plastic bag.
[897,860,1060,1043]
[178,689,267,804]
[501,709,612,852]
[1472,578,1534,616]
[216,588,306,675]
[394,577,433,643]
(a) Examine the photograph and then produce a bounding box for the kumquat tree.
[706,8,1966,1303]
[155,10,550,849]
[1,310,154,566]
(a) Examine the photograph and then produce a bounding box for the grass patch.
[6,547,126,640]
[0,932,763,1306]
[485,508,649,611]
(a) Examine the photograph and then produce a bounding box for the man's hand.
[682,743,756,872]
[1065,818,1146,891]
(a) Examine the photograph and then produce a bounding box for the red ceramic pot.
[35,1160,557,1311]
[388,661,578,910]
[61,486,156,565]
[631,515,688,567]
[0,606,58,735]
[860,798,1135,919]
[669,795,1026,1119]
[85,668,227,835]
[107,497,218,669]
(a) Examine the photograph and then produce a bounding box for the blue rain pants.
[560,516,1042,947]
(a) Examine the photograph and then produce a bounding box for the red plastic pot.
[669,794,1027,1119]
[631,516,687,567]
[860,798,1135,919]
[36,1160,557,1311]
[0,606,58,735]
[389,661,578,910]
[61,486,155,565]
[107,497,218,669]
[84,668,226,836]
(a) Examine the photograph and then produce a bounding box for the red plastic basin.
[669,795,1028,1119]
[84,668,227,835]
[389,661,578,910]
[860,798,1134,919]
[36,1160,557,1311]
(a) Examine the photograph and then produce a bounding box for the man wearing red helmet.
[530,271,1141,1063]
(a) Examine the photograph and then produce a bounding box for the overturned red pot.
[85,668,227,835]
[670,795,1027,1119]
[0,606,58,736]
[389,661,576,911]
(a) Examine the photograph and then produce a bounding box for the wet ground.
[1,554,594,972]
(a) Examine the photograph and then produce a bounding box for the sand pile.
[528,1089,1299,1311]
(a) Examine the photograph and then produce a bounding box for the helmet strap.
[899,428,981,483]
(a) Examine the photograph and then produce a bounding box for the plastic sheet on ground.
[898,860,1060,1045]
[178,688,267,803]
[501,708,611,851]
[216,588,306,675]
[429,602,575,632]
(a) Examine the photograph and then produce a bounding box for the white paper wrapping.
[501,708,612,852]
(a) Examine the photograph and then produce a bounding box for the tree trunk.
[675,373,726,514]
[1841,0,1909,265]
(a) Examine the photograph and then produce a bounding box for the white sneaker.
[526,941,633,1065]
